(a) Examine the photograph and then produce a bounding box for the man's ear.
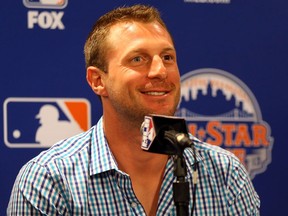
[86,66,108,97]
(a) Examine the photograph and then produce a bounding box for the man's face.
[103,21,181,122]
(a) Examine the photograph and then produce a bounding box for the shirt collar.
[89,118,205,178]
[89,117,119,176]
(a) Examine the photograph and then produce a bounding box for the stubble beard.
[107,81,181,129]
[110,95,180,129]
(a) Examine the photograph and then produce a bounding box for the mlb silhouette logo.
[3,97,91,148]
[23,0,68,9]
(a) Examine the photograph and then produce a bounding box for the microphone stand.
[173,154,189,216]
[164,131,191,216]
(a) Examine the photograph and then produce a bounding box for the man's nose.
[147,56,167,80]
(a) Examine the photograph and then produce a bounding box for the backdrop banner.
[1,1,287,215]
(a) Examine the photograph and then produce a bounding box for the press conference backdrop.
[1,0,287,215]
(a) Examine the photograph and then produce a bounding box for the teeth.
[145,92,166,96]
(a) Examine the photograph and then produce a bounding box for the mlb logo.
[3,97,91,148]
[141,116,155,150]
[23,0,68,9]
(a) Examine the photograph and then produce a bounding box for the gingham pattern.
[7,117,260,215]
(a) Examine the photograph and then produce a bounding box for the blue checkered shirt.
[7,117,260,215]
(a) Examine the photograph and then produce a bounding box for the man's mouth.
[144,91,167,96]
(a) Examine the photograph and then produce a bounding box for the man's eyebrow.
[127,47,176,54]
[162,47,176,52]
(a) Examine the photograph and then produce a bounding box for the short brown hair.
[84,4,170,72]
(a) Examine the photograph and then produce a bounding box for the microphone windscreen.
[141,114,189,155]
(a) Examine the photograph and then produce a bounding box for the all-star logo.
[176,68,273,179]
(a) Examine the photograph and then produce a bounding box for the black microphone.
[141,114,198,216]
[141,114,193,156]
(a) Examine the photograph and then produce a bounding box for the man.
[7,4,260,215]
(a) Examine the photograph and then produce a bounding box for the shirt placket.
[156,157,176,215]
[115,171,146,215]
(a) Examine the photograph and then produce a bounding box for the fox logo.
[23,0,68,30]
[3,97,91,148]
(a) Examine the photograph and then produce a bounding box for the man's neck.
[102,111,168,171]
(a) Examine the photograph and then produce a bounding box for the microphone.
[141,114,193,156]
[141,114,198,216]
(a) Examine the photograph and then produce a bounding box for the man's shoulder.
[185,138,250,188]
[190,137,244,175]
[195,139,237,160]
[31,126,96,167]
[12,126,98,202]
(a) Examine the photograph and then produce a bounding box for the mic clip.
[164,130,193,156]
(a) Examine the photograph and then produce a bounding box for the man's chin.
[144,109,176,117]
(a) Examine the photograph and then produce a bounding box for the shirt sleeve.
[226,159,260,216]
[7,161,67,215]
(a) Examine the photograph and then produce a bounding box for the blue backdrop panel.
[1,0,287,215]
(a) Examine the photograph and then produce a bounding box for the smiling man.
[7,4,260,216]
[85,8,181,215]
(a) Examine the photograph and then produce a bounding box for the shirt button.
[131,202,138,208]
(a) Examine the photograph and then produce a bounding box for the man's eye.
[163,55,173,61]
[132,56,142,62]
